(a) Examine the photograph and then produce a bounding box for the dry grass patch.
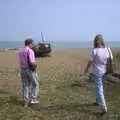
[0,49,120,120]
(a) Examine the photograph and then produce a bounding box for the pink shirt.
[19,46,36,69]
[90,47,113,75]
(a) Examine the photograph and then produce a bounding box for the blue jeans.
[93,74,106,107]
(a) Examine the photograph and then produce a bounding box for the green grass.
[0,49,120,120]
[113,51,120,72]
[0,69,120,120]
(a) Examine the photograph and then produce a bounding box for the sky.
[0,0,120,42]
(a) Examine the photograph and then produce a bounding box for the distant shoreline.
[0,41,120,49]
[0,47,120,52]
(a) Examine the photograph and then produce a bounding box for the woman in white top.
[84,34,113,114]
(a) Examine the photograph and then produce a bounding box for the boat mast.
[41,32,44,43]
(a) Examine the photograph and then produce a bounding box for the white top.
[90,47,113,75]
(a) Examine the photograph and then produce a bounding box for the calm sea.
[0,41,119,48]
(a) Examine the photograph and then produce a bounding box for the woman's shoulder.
[91,47,108,54]
[90,48,97,55]
[104,45,111,49]
[91,48,100,52]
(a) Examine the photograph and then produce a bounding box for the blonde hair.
[94,34,105,48]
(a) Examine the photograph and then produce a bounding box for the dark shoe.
[100,106,107,115]
[100,110,107,116]
[101,106,107,113]
[93,102,99,106]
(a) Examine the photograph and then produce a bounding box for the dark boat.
[33,32,52,57]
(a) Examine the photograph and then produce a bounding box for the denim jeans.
[93,74,106,108]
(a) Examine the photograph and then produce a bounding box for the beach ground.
[0,48,120,120]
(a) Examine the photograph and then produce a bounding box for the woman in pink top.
[84,34,113,114]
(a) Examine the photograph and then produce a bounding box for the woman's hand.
[84,60,91,75]
[84,68,88,75]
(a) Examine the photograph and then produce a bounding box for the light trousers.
[21,69,39,103]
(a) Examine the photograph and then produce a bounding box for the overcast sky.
[0,0,120,42]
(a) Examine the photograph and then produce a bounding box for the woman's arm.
[84,60,92,74]
[84,49,94,74]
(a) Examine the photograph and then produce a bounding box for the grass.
[0,49,120,120]
[113,50,120,72]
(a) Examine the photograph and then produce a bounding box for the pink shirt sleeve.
[28,49,36,63]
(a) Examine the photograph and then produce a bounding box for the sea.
[0,41,120,49]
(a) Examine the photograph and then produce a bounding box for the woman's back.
[91,47,112,75]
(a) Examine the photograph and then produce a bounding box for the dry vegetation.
[0,48,120,120]
[113,49,120,72]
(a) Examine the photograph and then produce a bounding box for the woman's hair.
[94,34,105,48]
